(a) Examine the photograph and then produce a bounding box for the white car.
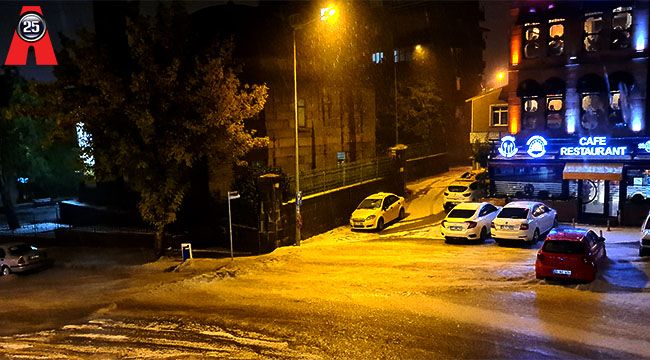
[441,202,500,242]
[443,180,485,211]
[491,201,557,244]
[640,211,650,257]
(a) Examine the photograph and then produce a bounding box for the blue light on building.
[634,9,648,51]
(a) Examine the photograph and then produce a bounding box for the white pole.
[228,193,233,260]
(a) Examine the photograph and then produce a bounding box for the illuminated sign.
[526,135,547,158]
[498,136,518,158]
[560,136,627,157]
[639,140,650,153]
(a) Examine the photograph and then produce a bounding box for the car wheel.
[376,218,384,232]
[532,229,540,243]
[399,207,405,220]
[1,266,10,277]
[479,227,488,242]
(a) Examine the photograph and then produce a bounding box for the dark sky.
[0,1,510,85]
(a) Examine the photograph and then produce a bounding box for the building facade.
[486,0,650,225]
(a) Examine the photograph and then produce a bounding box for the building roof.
[465,87,505,103]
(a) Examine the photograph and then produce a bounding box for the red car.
[535,227,606,283]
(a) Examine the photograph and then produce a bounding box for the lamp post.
[227,190,240,260]
[291,5,338,246]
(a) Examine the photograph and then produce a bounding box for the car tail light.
[17,256,25,265]
[536,253,545,262]
[491,222,496,229]
[441,220,447,227]
[466,221,477,229]
[520,223,529,230]
[444,192,449,196]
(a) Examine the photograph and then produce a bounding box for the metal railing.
[288,157,394,197]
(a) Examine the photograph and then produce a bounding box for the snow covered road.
[2,166,650,359]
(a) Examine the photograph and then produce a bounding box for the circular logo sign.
[17,13,47,43]
[526,135,547,158]
[498,136,518,158]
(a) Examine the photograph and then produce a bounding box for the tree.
[396,77,451,152]
[0,67,81,230]
[37,3,268,253]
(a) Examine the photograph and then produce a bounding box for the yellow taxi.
[350,192,405,231]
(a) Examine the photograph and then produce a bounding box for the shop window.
[583,14,603,52]
[491,105,508,126]
[611,7,633,49]
[524,98,538,112]
[297,99,306,127]
[548,19,565,56]
[580,94,605,130]
[524,24,542,59]
[546,97,563,129]
[626,169,650,203]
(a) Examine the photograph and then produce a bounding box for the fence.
[288,157,394,197]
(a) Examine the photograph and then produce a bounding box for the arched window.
[611,7,633,49]
[583,13,603,52]
[524,23,542,59]
[548,19,565,56]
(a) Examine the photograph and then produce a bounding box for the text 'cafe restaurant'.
[488,134,650,225]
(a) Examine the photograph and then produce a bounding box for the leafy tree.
[36,4,268,252]
[0,67,81,229]
[396,77,451,152]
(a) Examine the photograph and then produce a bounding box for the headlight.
[366,215,376,221]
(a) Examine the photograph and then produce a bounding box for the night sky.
[0,0,510,87]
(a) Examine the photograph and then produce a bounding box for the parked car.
[640,211,650,257]
[491,201,557,244]
[443,180,485,212]
[441,202,500,242]
[0,242,51,276]
[350,192,405,231]
[535,227,606,282]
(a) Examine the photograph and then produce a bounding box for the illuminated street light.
[292,5,339,246]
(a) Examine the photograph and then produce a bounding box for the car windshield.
[448,186,468,192]
[8,244,32,256]
[447,209,476,219]
[543,241,585,254]
[497,208,529,219]
[357,198,382,209]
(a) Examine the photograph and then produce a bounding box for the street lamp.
[292,4,338,246]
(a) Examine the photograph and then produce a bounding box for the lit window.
[298,99,306,127]
[491,105,508,126]
[580,94,604,130]
[524,24,542,59]
[372,52,384,64]
[548,20,565,56]
[611,8,633,49]
[546,97,564,129]
[524,98,538,112]
[584,14,603,52]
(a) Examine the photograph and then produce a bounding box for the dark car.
[535,227,606,283]
[0,242,51,276]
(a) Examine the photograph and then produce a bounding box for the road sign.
[228,191,240,200]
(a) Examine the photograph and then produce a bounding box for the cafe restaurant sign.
[496,135,650,159]
[559,136,627,156]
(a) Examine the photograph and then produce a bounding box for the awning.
[563,163,624,181]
